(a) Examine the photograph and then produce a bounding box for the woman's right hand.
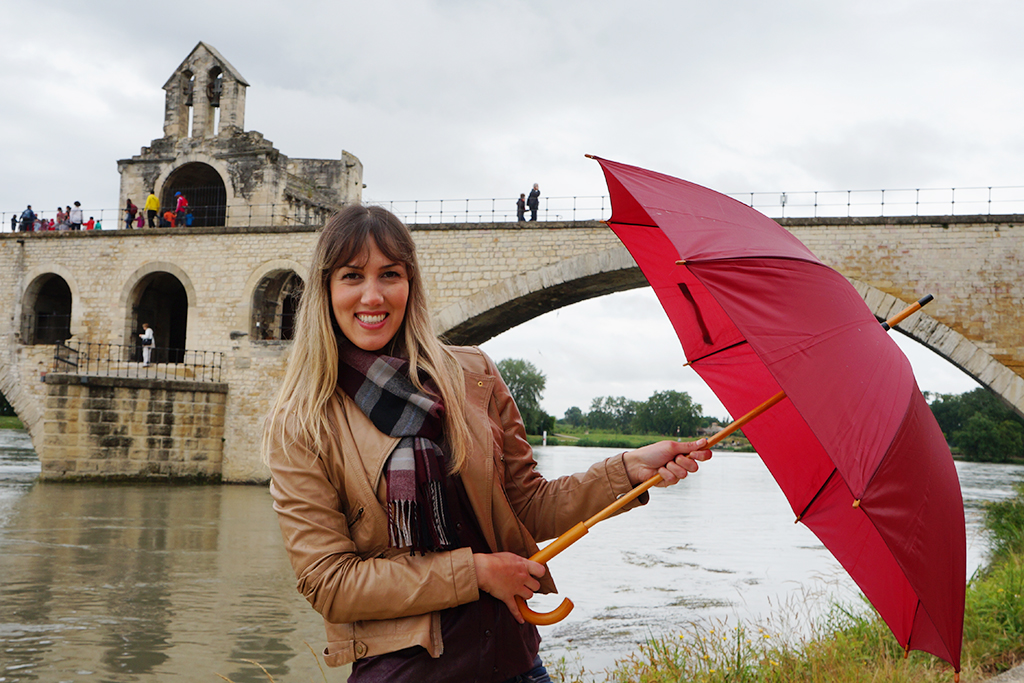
[473,552,545,624]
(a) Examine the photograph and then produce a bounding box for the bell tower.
[162,42,249,139]
[118,42,362,228]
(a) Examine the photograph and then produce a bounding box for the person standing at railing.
[144,190,160,228]
[527,183,540,221]
[19,206,34,232]
[125,199,138,230]
[174,192,188,227]
[69,201,83,231]
[516,193,527,222]
[139,323,154,367]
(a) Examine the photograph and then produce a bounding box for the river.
[0,432,1020,682]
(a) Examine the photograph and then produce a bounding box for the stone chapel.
[117,42,363,228]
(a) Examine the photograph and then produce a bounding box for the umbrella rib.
[683,340,750,367]
[794,467,838,524]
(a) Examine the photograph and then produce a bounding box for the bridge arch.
[438,250,1024,419]
[243,259,308,342]
[18,264,81,345]
[120,263,197,361]
[437,246,645,345]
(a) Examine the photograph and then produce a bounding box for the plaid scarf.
[337,342,457,554]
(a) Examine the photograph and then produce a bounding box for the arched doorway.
[22,274,73,345]
[251,271,303,341]
[131,273,188,363]
[162,162,227,227]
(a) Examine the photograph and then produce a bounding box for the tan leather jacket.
[268,346,647,667]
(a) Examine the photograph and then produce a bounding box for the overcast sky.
[2,0,1002,418]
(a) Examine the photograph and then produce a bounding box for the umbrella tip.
[852,499,861,509]
[585,154,597,160]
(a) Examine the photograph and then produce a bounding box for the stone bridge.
[1,214,1021,482]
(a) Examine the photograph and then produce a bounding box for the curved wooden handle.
[516,522,588,625]
[516,594,575,625]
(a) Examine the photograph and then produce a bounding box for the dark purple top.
[349,474,541,683]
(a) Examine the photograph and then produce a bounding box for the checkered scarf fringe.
[337,342,457,554]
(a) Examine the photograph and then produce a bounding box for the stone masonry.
[41,375,226,479]
[0,215,1021,482]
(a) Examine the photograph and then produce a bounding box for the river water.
[0,432,1021,682]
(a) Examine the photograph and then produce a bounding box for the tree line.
[498,358,1024,463]
[497,358,710,438]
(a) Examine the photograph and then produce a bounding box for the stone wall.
[40,375,227,480]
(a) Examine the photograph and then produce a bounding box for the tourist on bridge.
[19,205,35,232]
[264,204,711,681]
[125,199,138,230]
[10,215,15,232]
[527,183,540,221]
[516,193,527,222]
[69,201,83,231]
[174,192,188,227]
[139,323,154,366]
[144,190,160,227]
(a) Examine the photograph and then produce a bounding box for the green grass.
[0,416,24,430]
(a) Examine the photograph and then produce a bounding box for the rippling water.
[0,432,1020,682]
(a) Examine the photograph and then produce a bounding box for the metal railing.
[369,195,611,224]
[52,341,224,382]
[737,185,1024,219]
[9,184,1024,230]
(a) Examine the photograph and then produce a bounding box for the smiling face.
[329,237,410,352]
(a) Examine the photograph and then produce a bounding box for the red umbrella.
[518,157,966,676]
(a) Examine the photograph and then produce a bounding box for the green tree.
[930,388,1024,461]
[929,388,1024,438]
[497,358,546,413]
[563,406,584,427]
[634,390,702,436]
[0,391,14,417]
[496,358,553,435]
[588,396,638,433]
[953,414,1024,463]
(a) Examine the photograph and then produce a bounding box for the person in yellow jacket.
[144,191,160,228]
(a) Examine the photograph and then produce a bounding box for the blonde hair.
[262,205,473,472]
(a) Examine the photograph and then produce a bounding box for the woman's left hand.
[623,439,712,487]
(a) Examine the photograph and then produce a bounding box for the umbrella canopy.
[593,156,966,672]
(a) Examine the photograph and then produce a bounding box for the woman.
[125,199,138,230]
[264,205,711,682]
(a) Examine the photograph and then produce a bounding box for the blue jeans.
[503,655,551,683]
